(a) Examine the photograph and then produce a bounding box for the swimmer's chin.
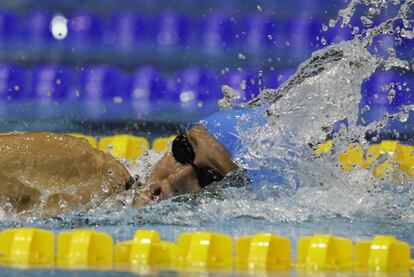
[133,195,152,207]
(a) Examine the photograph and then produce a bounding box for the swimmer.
[0,108,262,216]
[147,108,259,201]
[0,133,133,216]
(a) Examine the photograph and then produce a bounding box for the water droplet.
[58,199,67,208]
[180,90,195,102]
[399,112,409,122]
[113,96,123,104]
[388,88,396,103]
[240,80,247,90]
[401,28,414,39]
[352,26,360,35]
[368,7,380,17]
[362,105,371,112]
[106,144,113,154]
[50,14,68,40]
[360,16,373,27]
[102,185,110,193]
[258,70,263,93]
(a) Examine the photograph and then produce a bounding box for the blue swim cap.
[195,107,294,188]
[197,108,244,158]
[196,107,266,159]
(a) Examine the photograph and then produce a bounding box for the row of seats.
[0,64,295,104]
[361,70,414,122]
[0,9,359,56]
[2,0,341,17]
[0,228,412,273]
[1,5,409,70]
[1,63,413,112]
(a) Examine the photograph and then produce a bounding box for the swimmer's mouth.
[150,187,162,201]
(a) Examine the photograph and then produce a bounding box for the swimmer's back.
[0,132,131,215]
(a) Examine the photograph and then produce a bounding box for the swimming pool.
[0,195,413,275]
[1,0,414,276]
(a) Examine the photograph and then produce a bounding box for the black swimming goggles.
[171,133,224,187]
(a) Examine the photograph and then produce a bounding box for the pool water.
[0,209,413,275]
[1,0,414,275]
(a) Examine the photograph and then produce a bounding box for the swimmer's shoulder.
[0,132,100,162]
[0,131,92,147]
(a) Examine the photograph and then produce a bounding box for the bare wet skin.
[0,132,132,216]
[0,126,237,217]
[145,125,237,202]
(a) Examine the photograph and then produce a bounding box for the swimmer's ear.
[124,175,142,190]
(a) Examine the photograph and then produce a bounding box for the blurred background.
[0,0,412,140]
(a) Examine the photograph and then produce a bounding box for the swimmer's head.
[197,107,266,159]
[145,107,267,202]
[145,124,237,201]
[196,108,249,159]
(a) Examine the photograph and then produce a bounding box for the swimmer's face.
[142,125,237,203]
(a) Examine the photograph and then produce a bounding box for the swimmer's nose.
[150,180,173,200]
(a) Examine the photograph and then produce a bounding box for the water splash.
[3,1,414,232]
[213,0,414,223]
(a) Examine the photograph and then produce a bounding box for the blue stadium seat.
[162,75,180,103]
[360,71,396,124]
[31,65,72,100]
[242,14,280,50]
[392,19,414,61]
[154,11,190,50]
[275,68,295,87]
[23,10,53,46]
[323,23,354,45]
[362,72,395,106]
[386,74,414,137]
[198,69,222,102]
[0,64,25,100]
[0,9,18,45]
[80,66,126,100]
[221,70,260,103]
[287,16,322,61]
[173,68,219,104]
[199,12,235,54]
[109,12,148,51]
[127,66,166,102]
[68,11,103,49]
[321,12,365,45]
[385,74,412,114]
[327,16,373,46]
[262,68,295,90]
